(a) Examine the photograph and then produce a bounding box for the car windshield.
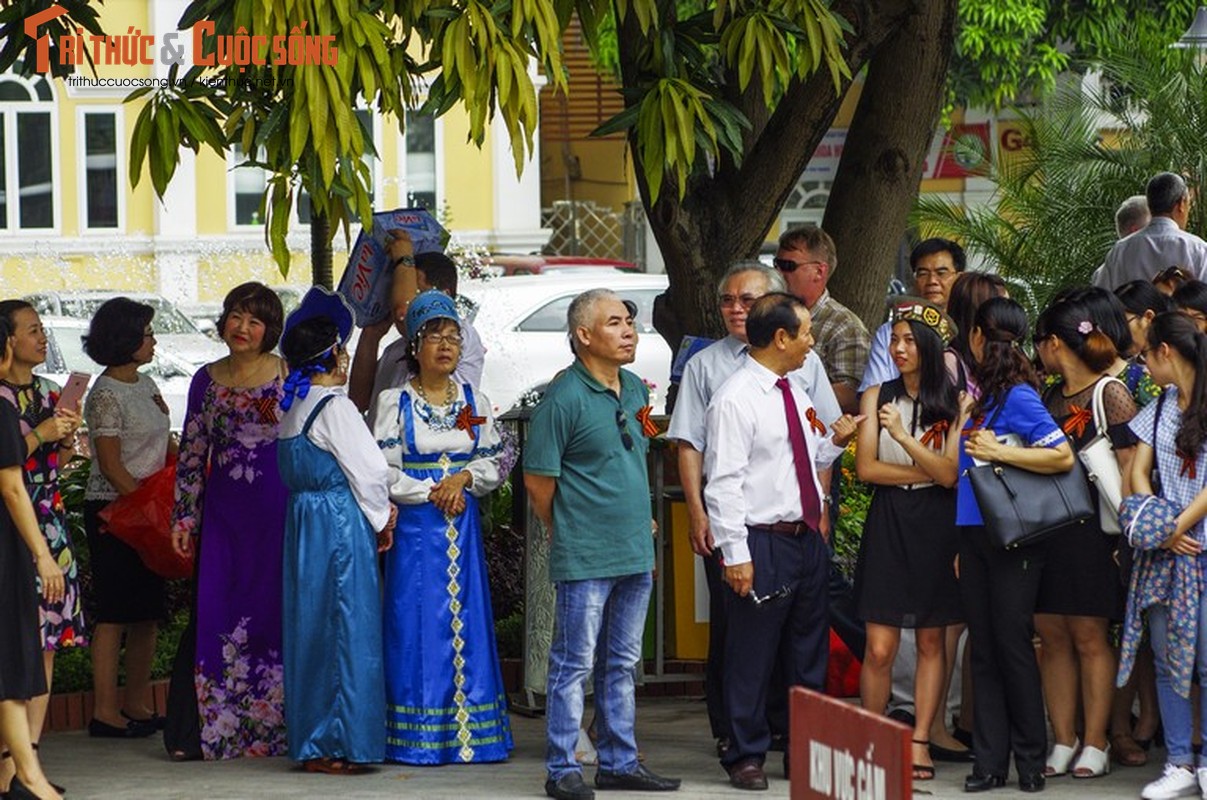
[46,326,99,373]
[28,296,202,335]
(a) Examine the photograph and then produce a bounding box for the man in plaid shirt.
[772,225,870,414]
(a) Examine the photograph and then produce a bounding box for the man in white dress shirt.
[667,262,839,757]
[703,293,859,790]
[1094,172,1207,289]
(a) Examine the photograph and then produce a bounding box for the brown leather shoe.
[727,758,769,791]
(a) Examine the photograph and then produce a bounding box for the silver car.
[23,291,227,368]
[461,274,672,414]
[37,315,195,432]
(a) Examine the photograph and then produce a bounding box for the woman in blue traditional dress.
[372,290,512,765]
[277,288,396,774]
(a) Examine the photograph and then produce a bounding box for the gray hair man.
[666,261,840,758]
[1094,173,1207,288]
[525,289,681,800]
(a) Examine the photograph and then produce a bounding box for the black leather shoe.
[545,772,595,800]
[1018,773,1046,793]
[727,758,769,791]
[963,772,1006,792]
[595,764,680,791]
[89,717,155,739]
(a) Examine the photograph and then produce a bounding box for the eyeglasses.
[750,585,792,605]
[421,332,463,346]
[772,257,826,274]
[720,294,760,309]
[913,268,955,281]
[615,407,634,451]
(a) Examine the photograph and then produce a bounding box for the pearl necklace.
[413,379,460,433]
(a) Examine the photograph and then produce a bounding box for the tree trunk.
[615,0,921,352]
[824,0,959,329]
[310,212,334,289]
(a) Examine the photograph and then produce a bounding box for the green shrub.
[833,443,871,580]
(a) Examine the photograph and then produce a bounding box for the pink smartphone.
[56,372,90,412]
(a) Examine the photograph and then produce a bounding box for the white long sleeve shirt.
[703,357,845,566]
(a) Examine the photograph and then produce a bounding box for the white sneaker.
[1197,766,1207,799]
[1142,764,1199,799]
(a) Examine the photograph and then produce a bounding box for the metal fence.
[541,200,647,268]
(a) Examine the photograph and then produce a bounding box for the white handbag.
[1077,376,1126,534]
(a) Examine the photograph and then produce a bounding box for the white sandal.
[1071,744,1111,779]
[1045,738,1080,777]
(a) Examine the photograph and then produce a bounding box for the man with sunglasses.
[774,224,870,415]
[1094,172,1207,289]
[667,262,840,761]
[524,289,681,800]
[703,292,861,790]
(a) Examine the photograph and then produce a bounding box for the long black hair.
[1148,312,1207,459]
[971,297,1039,417]
[899,319,959,427]
[947,272,1008,366]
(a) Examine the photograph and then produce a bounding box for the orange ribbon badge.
[1179,450,1198,480]
[455,405,486,439]
[805,408,827,436]
[962,415,985,438]
[253,395,279,425]
[920,420,949,450]
[1061,404,1092,439]
[636,405,659,437]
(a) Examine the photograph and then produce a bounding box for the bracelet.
[392,255,415,269]
[32,429,45,447]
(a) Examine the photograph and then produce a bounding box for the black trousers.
[721,527,829,767]
[958,524,1047,779]
[703,551,790,741]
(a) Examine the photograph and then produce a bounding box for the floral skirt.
[35,489,86,650]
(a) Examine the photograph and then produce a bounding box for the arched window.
[0,67,57,231]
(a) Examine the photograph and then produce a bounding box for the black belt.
[755,520,811,535]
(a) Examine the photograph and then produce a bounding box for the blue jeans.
[545,572,652,781]
[1149,598,1207,767]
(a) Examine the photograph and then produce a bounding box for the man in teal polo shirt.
[525,289,681,800]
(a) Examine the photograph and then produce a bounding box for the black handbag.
[965,414,1095,549]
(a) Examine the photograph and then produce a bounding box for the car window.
[517,296,574,332]
[40,297,202,335]
[47,326,100,373]
[515,290,659,334]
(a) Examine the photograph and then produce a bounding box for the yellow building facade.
[0,0,549,303]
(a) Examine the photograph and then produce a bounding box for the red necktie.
[775,377,823,531]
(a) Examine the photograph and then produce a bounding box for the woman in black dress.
[1033,296,1136,779]
[854,298,962,782]
[0,313,66,800]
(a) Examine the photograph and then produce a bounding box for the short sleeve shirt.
[810,291,871,389]
[956,383,1067,526]
[1131,387,1207,546]
[524,360,654,582]
[83,373,171,501]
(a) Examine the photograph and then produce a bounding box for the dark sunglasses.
[772,257,825,274]
[615,408,634,451]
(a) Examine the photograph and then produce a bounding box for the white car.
[23,291,227,368]
[462,274,672,414]
[38,315,195,431]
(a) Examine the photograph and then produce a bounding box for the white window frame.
[0,71,60,235]
[226,107,385,232]
[397,109,444,212]
[76,105,126,234]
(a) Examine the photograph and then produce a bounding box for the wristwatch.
[392,255,416,269]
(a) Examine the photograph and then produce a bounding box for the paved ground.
[39,698,1160,799]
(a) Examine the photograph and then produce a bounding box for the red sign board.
[789,687,912,800]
